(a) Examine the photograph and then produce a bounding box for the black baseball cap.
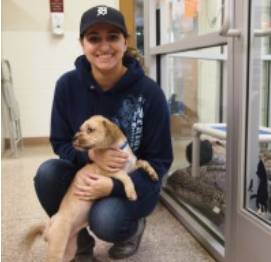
[80,5,128,38]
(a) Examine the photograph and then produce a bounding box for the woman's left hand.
[73,173,113,201]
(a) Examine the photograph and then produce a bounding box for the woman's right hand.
[88,148,129,172]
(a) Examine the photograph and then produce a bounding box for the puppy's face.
[73,116,119,151]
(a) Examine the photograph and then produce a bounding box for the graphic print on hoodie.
[112,95,145,152]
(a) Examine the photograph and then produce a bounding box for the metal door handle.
[254,28,271,37]
[219,19,241,37]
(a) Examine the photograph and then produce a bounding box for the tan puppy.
[22,115,158,262]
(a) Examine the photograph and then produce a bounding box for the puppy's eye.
[87,127,95,133]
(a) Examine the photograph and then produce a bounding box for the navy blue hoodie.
[50,55,173,199]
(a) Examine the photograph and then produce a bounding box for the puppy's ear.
[102,119,123,145]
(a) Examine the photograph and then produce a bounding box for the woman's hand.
[73,173,113,201]
[88,148,129,172]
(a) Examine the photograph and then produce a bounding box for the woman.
[34,5,173,261]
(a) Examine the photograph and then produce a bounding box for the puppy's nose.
[72,133,79,141]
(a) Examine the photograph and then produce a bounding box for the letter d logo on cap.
[97,6,108,16]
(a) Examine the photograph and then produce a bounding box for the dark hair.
[79,29,129,41]
[124,47,146,72]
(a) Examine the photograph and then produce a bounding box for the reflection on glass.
[162,47,226,239]
[156,0,224,44]
[245,0,271,224]
[135,0,144,54]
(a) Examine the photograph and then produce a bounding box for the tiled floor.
[1,144,216,262]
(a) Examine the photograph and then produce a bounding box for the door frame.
[225,0,271,261]
[119,0,136,48]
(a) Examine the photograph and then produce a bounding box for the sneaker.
[108,218,146,259]
[71,228,95,262]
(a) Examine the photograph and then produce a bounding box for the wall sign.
[50,0,64,35]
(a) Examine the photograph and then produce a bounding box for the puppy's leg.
[46,216,72,262]
[62,220,89,261]
[136,160,159,181]
[63,234,78,262]
[113,171,137,201]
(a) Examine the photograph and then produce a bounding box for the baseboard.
[4,137,50,148]
[23,137,50,145]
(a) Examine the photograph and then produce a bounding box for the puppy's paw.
[146,167,159,181]
[129,192,137,201]
[126,188,137,201]
[149,170,159,181]
[137,160,159,181]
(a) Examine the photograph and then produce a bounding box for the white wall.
[2,0,119,137]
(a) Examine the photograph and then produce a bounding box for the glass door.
[145,0,271,261]
[226,0,271,261]
[145,0,227,260]
[245,0,271,226]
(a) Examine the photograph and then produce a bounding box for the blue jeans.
[34,159,159,242]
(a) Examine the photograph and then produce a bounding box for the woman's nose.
[99,39,110,51]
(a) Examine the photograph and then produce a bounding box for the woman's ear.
[79,38,86,54]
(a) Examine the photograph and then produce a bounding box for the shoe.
[71,228,95,262]
[108,218,146,259]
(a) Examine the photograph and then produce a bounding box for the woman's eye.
[107,33,120,42]
[87,35,101,44]
[85,33,120,44]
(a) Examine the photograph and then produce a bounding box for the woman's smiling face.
[80,23,127,74]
